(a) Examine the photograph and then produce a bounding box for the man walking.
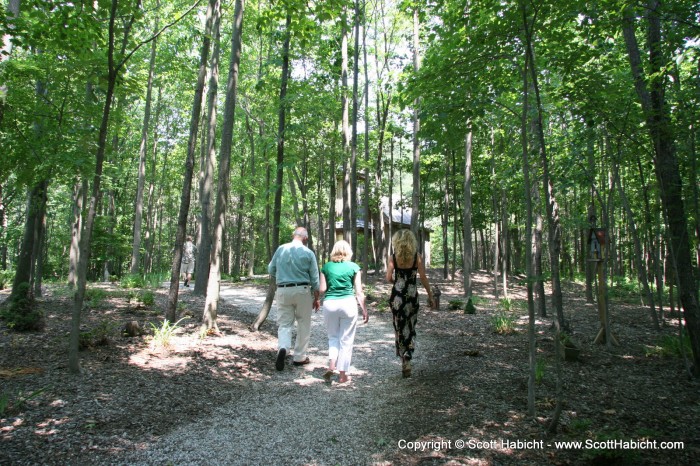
[181,236,197,288]
[268,227,321,371]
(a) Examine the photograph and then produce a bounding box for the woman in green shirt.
[319,240,368,384]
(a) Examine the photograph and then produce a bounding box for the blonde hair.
[330,240,353,262]
[392,230,417,264]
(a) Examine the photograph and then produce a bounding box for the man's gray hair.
[293,227,308,239]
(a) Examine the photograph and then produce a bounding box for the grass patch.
[150,317,188,351]
[644,334,690,358]
[491,311,516,335]
[0,387,46,416]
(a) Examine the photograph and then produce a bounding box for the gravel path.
[119,284,415,465]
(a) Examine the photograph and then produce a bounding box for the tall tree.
[194,0,221,295]
[130,10,160,275]
[410,5,421,238]
[202,0,243,331]
[69,0,140,373]
[251,10,293,332]
[622,1,700,374]
[166,0,217,322]
[522,2,564,328]
[462,130,473,298]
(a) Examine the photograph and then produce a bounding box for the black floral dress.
[390,253,419,361]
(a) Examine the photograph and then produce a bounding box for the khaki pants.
[275,285,313,362]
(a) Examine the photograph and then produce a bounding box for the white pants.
[323,296,358,372]
[275,285,313,362]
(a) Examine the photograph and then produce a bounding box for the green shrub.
[121,273,146,289]
[0,269,14,290]
[0,283,44,331]
[535,359,546,385]
[143,272,167,288]
[139,290,155,306]
[448,299,464,311]
[85,287,108,305]
[499,298,513,312]
[464,298,476,314]
[79,320,115,350]
[645,334,691,358]
[491,311,516,334]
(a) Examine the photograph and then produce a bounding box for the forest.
[1,0,700,458]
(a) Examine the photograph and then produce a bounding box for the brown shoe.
[292,358,310,366]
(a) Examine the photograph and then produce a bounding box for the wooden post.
[589,228,618,345]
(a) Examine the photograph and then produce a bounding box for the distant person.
[181,236,197,288]
[319,240,368,384]
[385,229,435,378]
[268,227,321,371]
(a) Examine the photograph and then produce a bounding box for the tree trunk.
[521,58,536,419]
[350,0,360,254]
[410,6,421,236]
[69,0,131,373]
[491,144,500,299]
[30,181,48,297]
[623,2,700,373]
[9,181,46,305]
[201,0,242,331]
[442,158,450,279]
[362,3,369,278]
[195,0,221,294]
[462,130,473,298]
[614,163,659,329]
[341,7,351,243]
[251,10,290,332]
[524,23,565,329]
[130,14,159,275]
[501,188,508,298]
[68,179,86,288]
[0,184,7,271]
[166,0,216,321]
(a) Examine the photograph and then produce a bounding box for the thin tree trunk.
[463,130,473,299]
[130,13,159,275]
[0,184,7,271]
[615,163,659,329]
[362,1,369,279]
[31,182,48,297]
[442,158,450,279]
[501,188,508,299]
[195,0,221,294]
[341,7,351,243]
[521,59,537,419]
[251,10,290,332]
[491,142,500,299]
[410,6,421,237]
[70,0,134,373]
[166,0,216,321]
[524,15,564,328]
[350,0,360,254]
[202,0,243,331]
[68,179,86,288]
